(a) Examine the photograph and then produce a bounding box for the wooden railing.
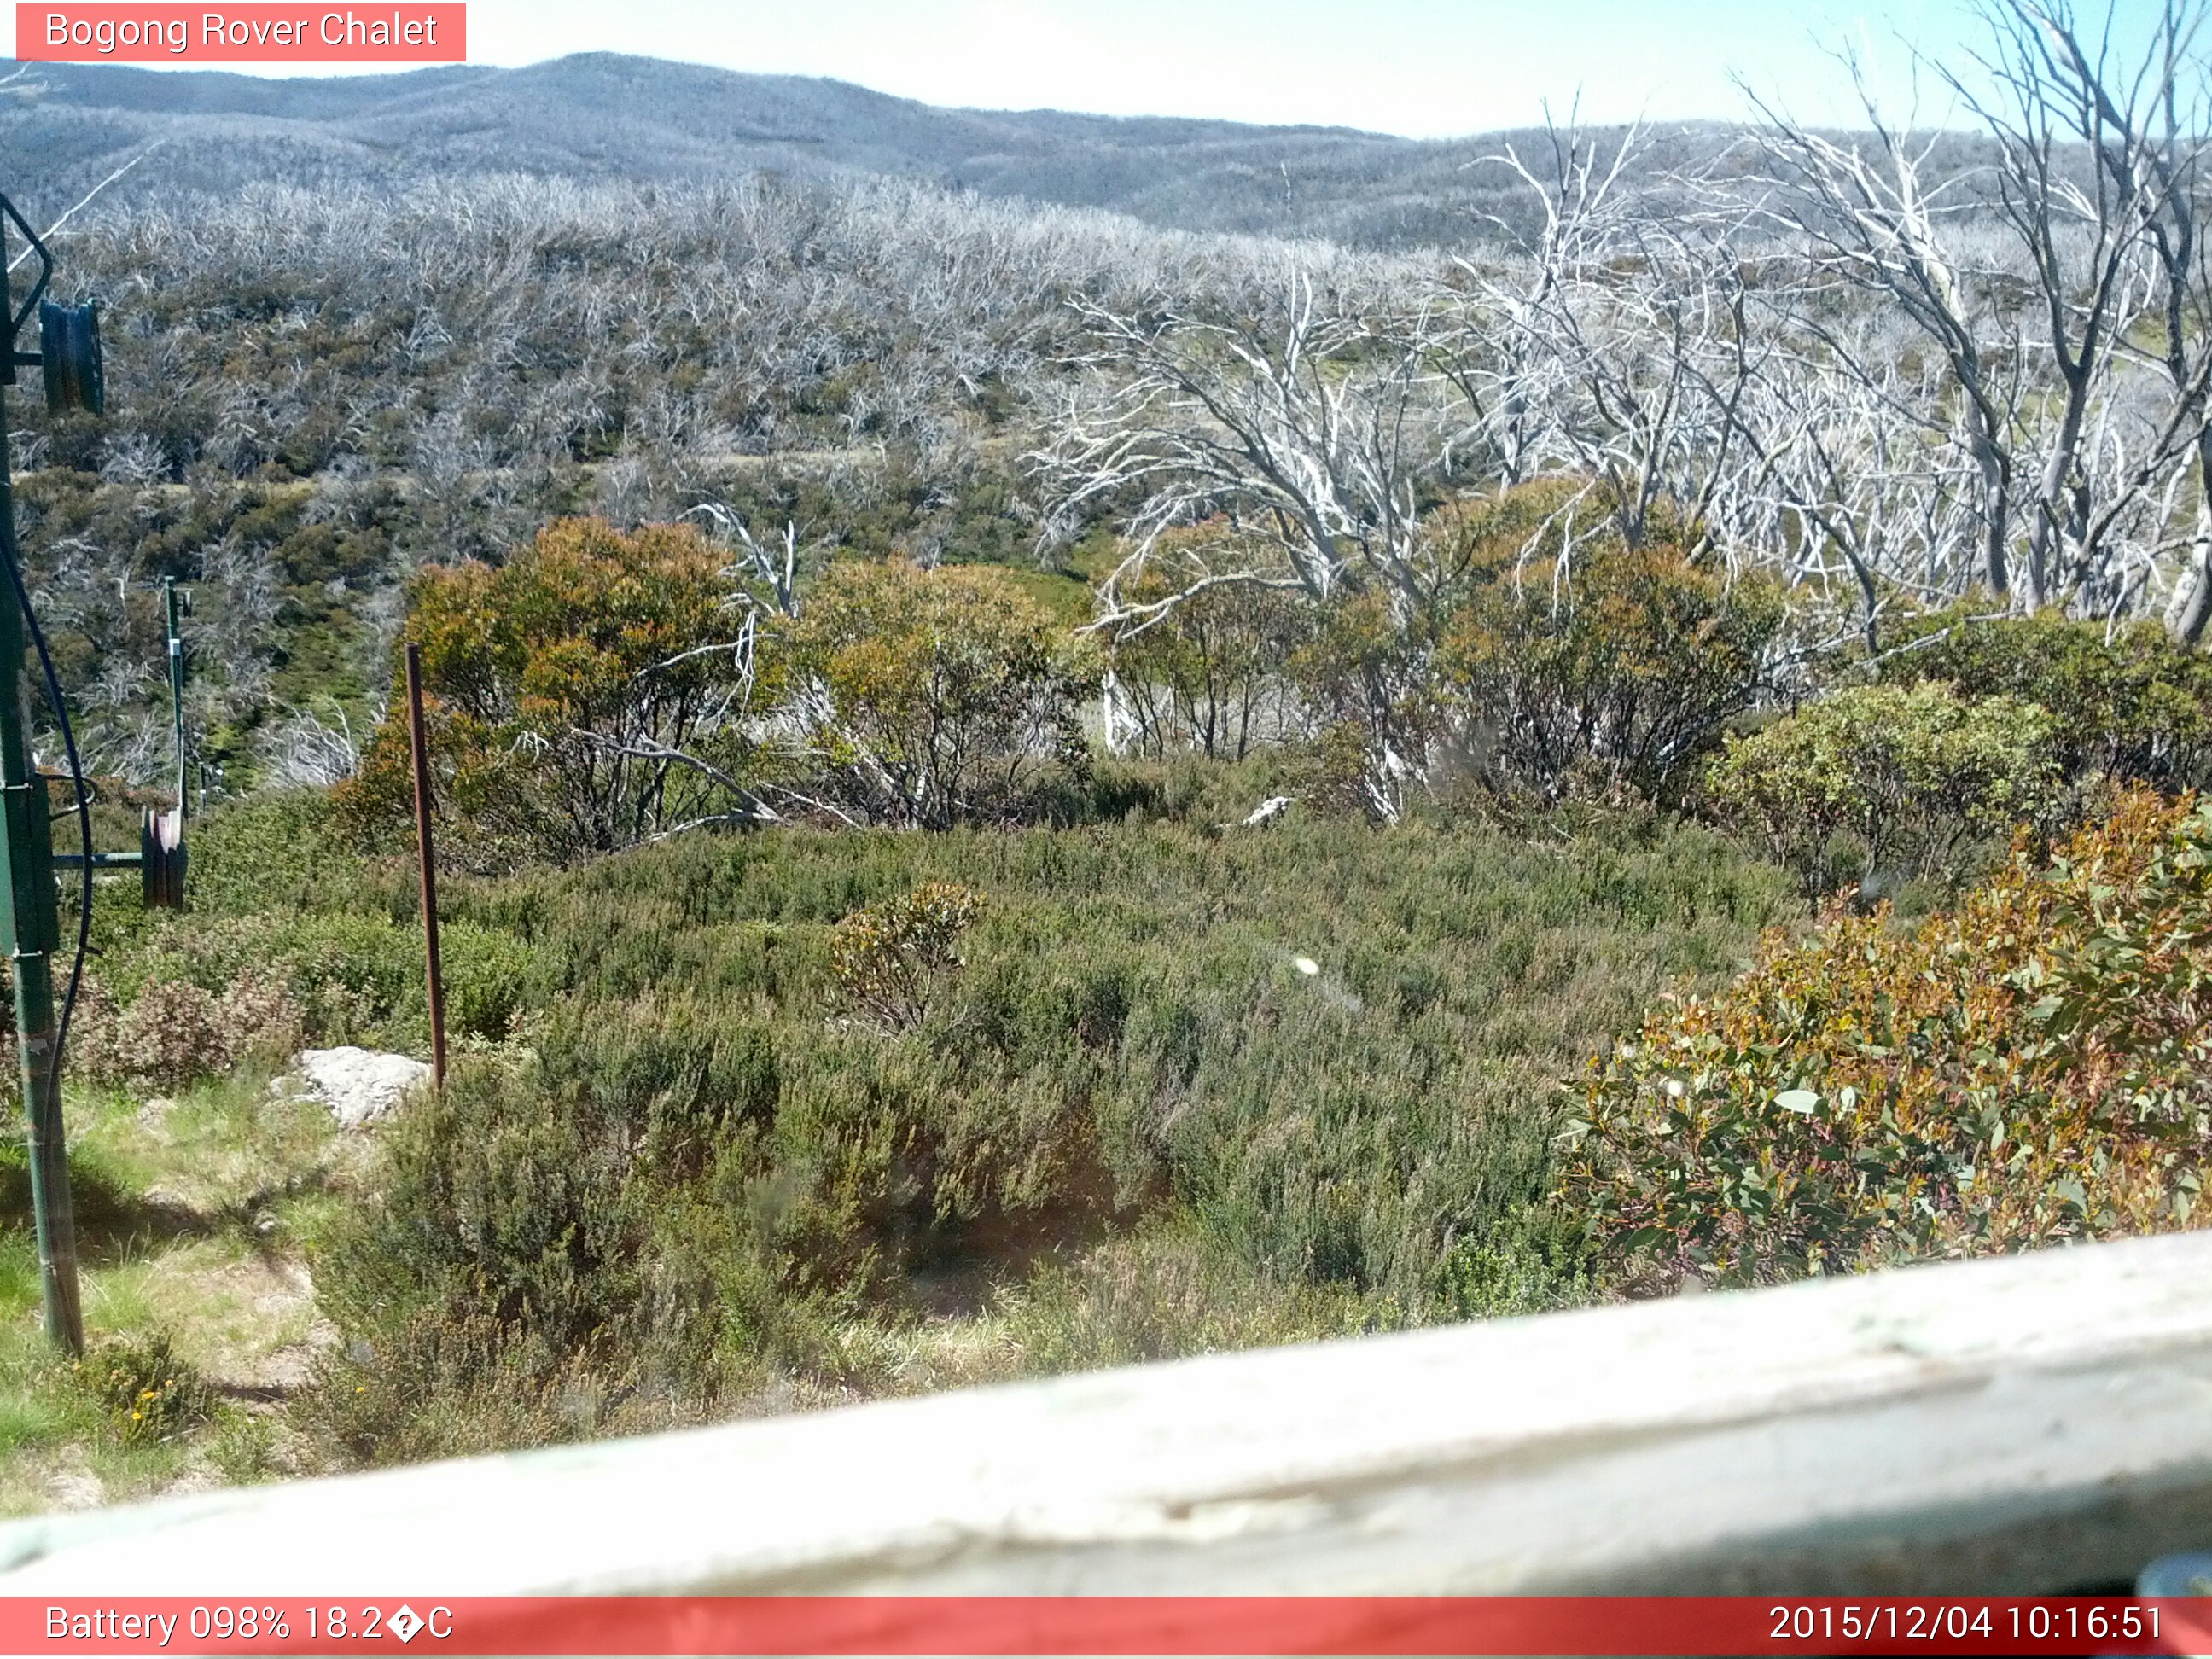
[5,1230,2211,1595]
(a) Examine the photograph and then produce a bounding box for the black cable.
[0,538,94,1097]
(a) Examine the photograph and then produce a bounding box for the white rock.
[278,1046,433,1129]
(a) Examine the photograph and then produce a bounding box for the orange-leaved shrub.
[1563,788,2212,1293]
[337,517,765,870]
[783,559,1097,828]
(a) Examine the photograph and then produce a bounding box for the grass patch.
[0,1069,341,1515]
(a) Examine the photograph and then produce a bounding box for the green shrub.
[305,811,1791,1457]
[1435,492,1789,806]
[301,1299,609,1468]
[1705,682,2062,899]
[1428,1212,1597,1320]
[305,1054,663,1462]
[70,971,305,1095]
[1880,609,2212,792]
[783,559,1098,828]
[96,905,533,1056]
[1286,591,1440,822]
[335,517,771,870]
[182,791,361,917]
[76,1331,213,1446]
[1105,522,1308,760]
[432,923,539,1045]
[1564,789,2212,1294]
[310,987,1096,1452]
[994,1224,1396,1373]
[829,882,984,1033]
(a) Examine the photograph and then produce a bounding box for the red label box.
[15,4,465,62]
[5,1596,2212,1656]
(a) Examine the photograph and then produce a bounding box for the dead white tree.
[1743,57,2031,608]
[1447,112,1659,497]
[1032,272,1481,818]
[1989,0,2212,642]
[1451,116,1777,559]
[1033,272,1476,627]
[1745,2,2212,633]
[1724,300,1990,651]
[1938,0,2208,619]
[258,700,368,788]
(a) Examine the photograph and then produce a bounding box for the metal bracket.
[0,191,54,376]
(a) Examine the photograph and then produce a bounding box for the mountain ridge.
[0,50,1669,247]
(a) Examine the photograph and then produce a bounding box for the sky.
[448,0,1988,136]
[3,1,2180,137]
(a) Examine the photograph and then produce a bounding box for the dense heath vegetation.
[9,578,2212,1488]
[8,770,1796,1481]
[4,0,2212,1505]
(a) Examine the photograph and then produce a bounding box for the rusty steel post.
[405,643,446,1088]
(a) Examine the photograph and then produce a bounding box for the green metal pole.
[165,577,185,822]
[0,368,82,1356]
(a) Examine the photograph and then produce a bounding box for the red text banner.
[5,1596,2211,1656]
[15,6,464,62]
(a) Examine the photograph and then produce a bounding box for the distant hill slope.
[0,52,1720,247]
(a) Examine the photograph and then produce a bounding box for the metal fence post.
[405,644,447,1088]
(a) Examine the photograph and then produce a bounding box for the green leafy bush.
[1564,789,2212,1294]
[178,792,361,918]
[1880,609,2212,792]
[783,559,1098,828]
[1105,522,1308,760]
[436,924,541,1045]
[1435,489,1788,806]
[95,905,534,1057]
[1705,682,2062,899]
[994,1224,1394,1373]
[76,1331,213,1446]
[830,882,984,1033]
[69,971,305,1095]
[309,1001,1095,1458]
[301,811,1789,1459]
[1287,592,1441,822]
[336,517,770,870]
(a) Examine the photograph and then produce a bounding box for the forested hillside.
[10,169,1331,783]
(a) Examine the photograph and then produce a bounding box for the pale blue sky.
[7,1,2182,137]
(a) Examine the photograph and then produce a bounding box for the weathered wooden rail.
[4,1230,2211,1595]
